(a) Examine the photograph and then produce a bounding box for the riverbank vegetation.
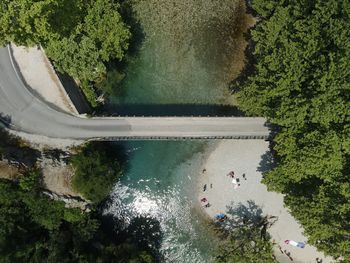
[71,143,122,203]
[238,0,350,260]
[0,129,155,262]
[0,178,154,262]
[0,0,130,107]
[214,215,277,263]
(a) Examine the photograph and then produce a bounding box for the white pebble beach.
[197,140,333,263]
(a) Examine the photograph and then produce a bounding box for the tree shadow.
[99,214,163,262]
[257,125,280,174]
[87,141,130,174]
[0,127,40,168]
[56,72,91,114]
[103,103,245,117]
[257,147,276,174]
[223,200,264,229]
[119,0,146,58]
[127,216,163,262]
[42,148,70,164]
[213,200,278,241]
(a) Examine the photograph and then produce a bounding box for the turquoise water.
[104,0,246,261]
[104,141,218,262]
[106,0,245,116]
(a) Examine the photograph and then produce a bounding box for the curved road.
[0,46,269,140]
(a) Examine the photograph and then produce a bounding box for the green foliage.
[238,0,350,260]
[46,35,107,83]
[0,178,154,262]
[96,69,126,96]
[79,79,99,108]
[250,0,281,18]
[83,0,130,62]
[0,0,53,46]
[19,170,40,191]
[71,143,122,203]
[214,221,277,263]
[0,130,154,262]
[0,0,131,107]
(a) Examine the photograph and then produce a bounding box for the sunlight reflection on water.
[105,179,208,262]
[102,140,217,262]
[102,1,247,259]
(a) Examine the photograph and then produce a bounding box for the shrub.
[71,143,122,203]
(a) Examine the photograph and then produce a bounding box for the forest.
[0,0,130,107]
[238,0,350,261]
[0,130,156,262]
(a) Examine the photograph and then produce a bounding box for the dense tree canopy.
[0,0,131,107]
[214,224,277,263]
[71,143,122,204]
[238,0,350,260]
[0,128,155,262]
[0,178,153,262]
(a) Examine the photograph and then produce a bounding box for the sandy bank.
[198,140,333,263]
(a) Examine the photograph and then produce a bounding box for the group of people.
[200,197,210,208]
[227,170,246,189]
[278,245,293,261]
[201,170,248,209]
[215,213,228,222]
[279,240,309,262]
[201,169,211,208]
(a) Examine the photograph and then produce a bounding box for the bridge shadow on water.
[102,103,246,117]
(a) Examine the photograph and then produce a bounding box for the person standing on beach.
[227,171,234,178]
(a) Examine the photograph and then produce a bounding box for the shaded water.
[106,0,252,115]
[104,0,252,261]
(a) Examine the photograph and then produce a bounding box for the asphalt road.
[0,46,269,140]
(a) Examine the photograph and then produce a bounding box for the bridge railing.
[92,134,270,141]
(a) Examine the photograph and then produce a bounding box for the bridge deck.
[0,46,269,140]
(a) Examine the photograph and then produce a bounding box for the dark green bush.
[71,143,122,203]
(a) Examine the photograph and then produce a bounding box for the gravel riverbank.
[197,140,333,263]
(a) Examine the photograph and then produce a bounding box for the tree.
[71,143,122,203]
[19,169,40,191]
[0,0,54,46]
[0,0,131,107]
[238,0,350,260]
[214,217,277,263]
[0,178,155,262]
[83,0,130,62]
[0,128,155,262]
[46,35,107,83]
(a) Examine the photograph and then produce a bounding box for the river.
[103,0,253,261]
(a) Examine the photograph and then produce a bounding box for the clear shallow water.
[106,0,246,116]
[104,141,218,262]
[104,0,248,261]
